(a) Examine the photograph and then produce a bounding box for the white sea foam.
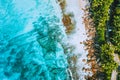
[64,0,92,79]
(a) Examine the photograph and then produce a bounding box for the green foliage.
[110,0,120,56]
[117,70,120,80]
[90,0,114,43]
[100,44,118,80]
[89,0,119,79]
[115,7,120,14]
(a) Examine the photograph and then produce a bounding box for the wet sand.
[58,0,97,79]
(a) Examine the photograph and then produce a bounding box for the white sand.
[64,0,92,79]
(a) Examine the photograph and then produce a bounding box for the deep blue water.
[0,0,69,80]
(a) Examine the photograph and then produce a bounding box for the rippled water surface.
[0,0,68,80]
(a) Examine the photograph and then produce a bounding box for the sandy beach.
[58,0,97,79]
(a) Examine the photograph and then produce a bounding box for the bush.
[89,0,119,79]
[115,7,120,14]
[110,0,120,56]
[100,44,118,80]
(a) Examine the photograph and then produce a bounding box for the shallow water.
[0,0,69,80]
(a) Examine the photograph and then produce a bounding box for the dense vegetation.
[100,44,118,79]
[117,66,120,80]
[110,0,120,56]
[90,0,113,44]
[89,0,118,79]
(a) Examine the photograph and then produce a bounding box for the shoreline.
[58,0,97,79]
[83,5,98,79]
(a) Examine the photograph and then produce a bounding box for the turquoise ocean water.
[0,0,69,80]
